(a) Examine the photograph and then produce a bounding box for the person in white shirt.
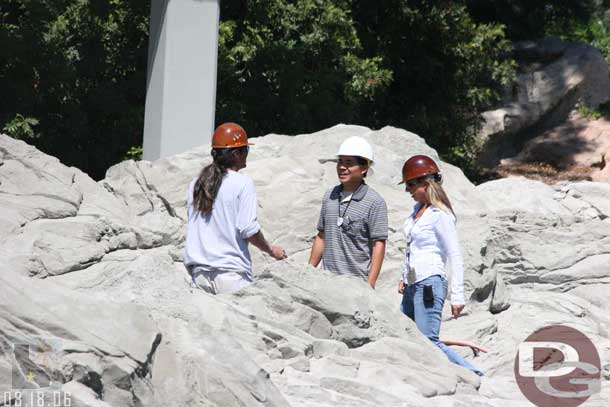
[398,155,483,376]
[184,122,286,294]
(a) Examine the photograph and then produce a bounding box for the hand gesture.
[398,280,405,294]
[451,304,465,319]
[270,245,287,260]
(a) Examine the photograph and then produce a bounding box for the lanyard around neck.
[337,183,362,227]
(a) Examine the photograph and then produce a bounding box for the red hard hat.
[211,122,252,148]
[400,155,440,184]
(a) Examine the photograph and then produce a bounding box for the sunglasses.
[405,176,428,189]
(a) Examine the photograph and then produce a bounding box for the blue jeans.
[401,275,484,376]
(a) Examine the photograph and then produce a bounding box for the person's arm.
[367,198,388,289]
[368,240,385,289]
[238,178,285,260]
[441,339,490,357]
[236,179,262,239]
[308,231,325,267]
[248,230,286,260]
[440,339,490,353]
[309,196,327,267]
[434,212,465,317]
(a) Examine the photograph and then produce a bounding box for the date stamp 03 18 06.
[3,390,72,407]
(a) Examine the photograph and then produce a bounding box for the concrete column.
[143,0,220,160]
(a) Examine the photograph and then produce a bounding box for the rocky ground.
[477,38,610,187]
[484,111,610,184]
[1,125,610,406]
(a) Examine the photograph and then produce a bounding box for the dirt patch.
[482,112,610,184]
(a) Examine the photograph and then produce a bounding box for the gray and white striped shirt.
[317,183,388,279]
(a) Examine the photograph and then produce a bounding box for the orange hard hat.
[211,122,252,148]
[400,155,440,184]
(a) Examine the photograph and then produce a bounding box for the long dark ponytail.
[193,147,245,215]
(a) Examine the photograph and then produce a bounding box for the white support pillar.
[143,0,220,160]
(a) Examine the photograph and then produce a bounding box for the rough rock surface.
[478,38,610,167]
[494,111,610,183]
[1,125,609,406]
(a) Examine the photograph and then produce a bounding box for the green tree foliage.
[464,0,599,40]
[545,4,610,65]
[2,114,39,140]
[217,0,515,165]
[0,0,148,179]
[216,0,393,138]
[350,1,515,159]
[465,0,610,63]
[4,1,606,179]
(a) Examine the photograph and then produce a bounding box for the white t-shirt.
[184,170,261,276]
[402,204,465,305]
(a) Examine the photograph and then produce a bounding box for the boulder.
[1,125,609,406]
[478,38,610,166]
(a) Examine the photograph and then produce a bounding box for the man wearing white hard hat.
[308,136,388,288]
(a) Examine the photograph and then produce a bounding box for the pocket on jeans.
[423,284,434,308]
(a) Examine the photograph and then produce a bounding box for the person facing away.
[308,136,388,289]
[184,122,286,294]
[398,154,484,376]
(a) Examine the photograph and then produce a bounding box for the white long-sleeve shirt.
[184,170,261,277]
[402,203,465,305]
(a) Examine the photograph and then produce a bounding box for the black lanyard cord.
[337,183,363,225]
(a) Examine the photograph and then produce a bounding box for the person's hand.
[471,344,490,354]
[270,245,287,260]
[451,304,465,319]
[398,280,405,294]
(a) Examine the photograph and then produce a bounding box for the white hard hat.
[335,136,374,163]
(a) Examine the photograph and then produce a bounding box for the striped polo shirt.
[317,183,388,279]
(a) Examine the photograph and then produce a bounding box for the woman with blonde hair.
[398,155,483,376]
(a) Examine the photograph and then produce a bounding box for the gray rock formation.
[478,38,610,166]
[1,125,609,406]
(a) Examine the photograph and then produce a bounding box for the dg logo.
[514,325,601,407]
